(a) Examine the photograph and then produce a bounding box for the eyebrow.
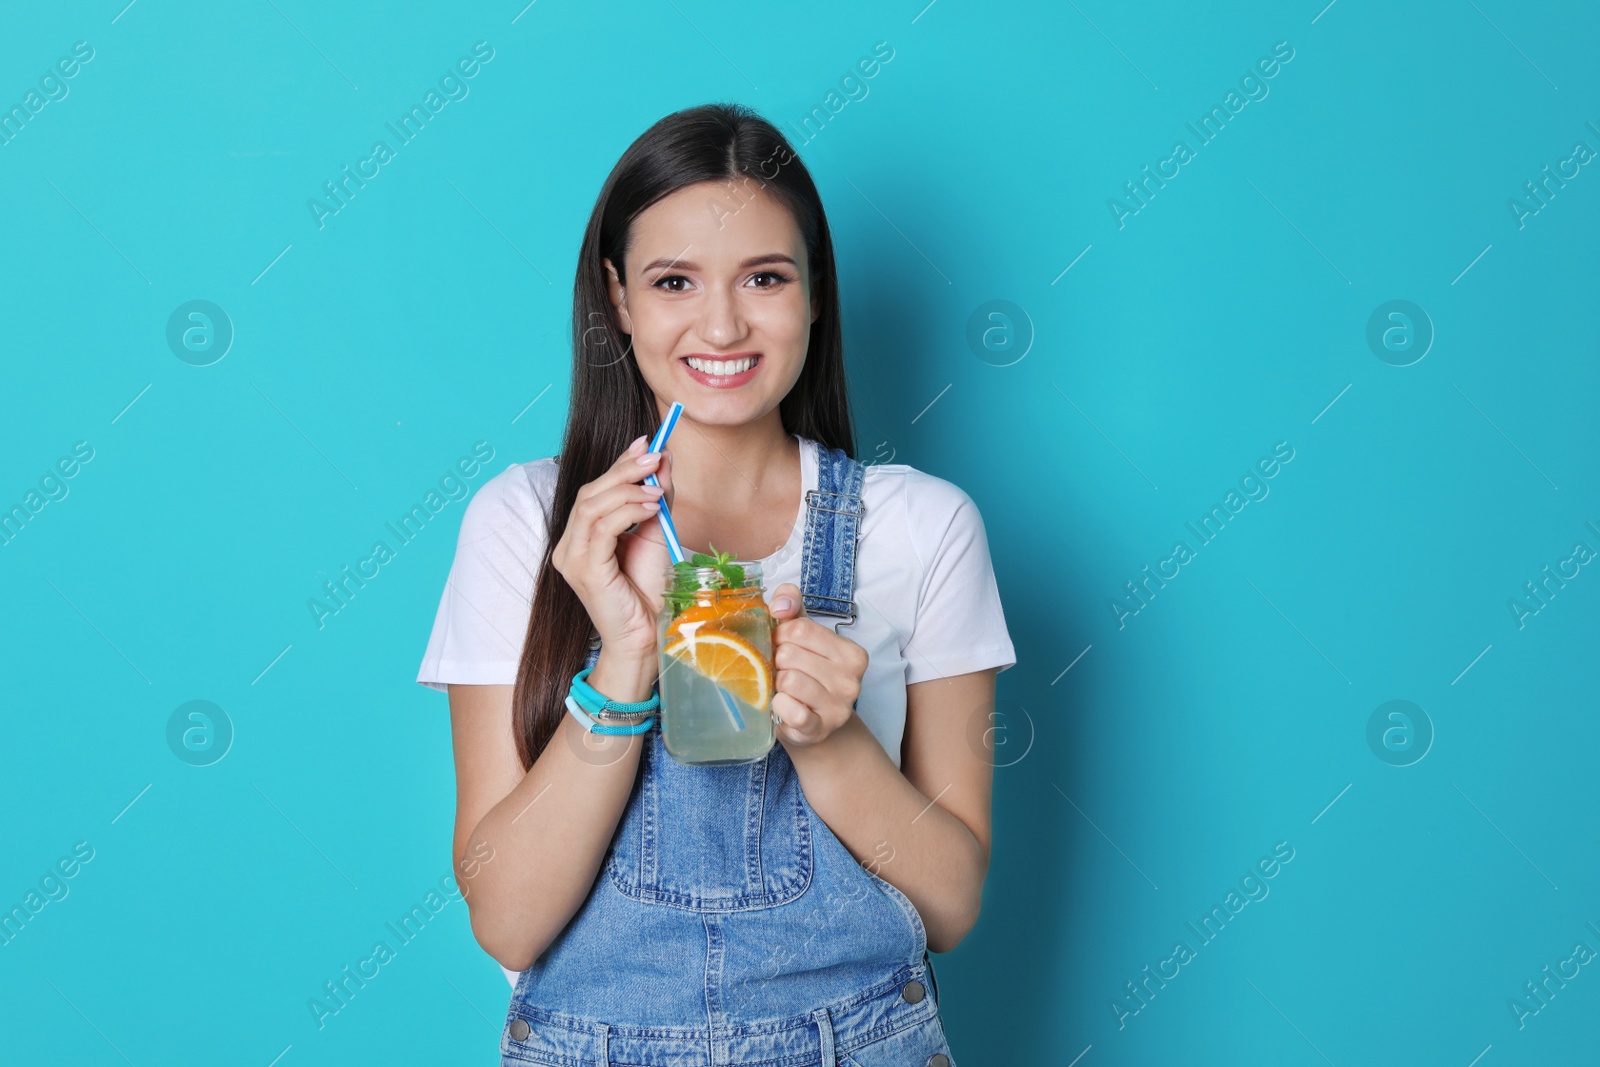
[640,252,798,274]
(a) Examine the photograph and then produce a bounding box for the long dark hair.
[511,102,855,769]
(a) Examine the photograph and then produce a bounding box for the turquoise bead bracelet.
[571,665,659,716]
[566,666,658,736]
[565,694,655,735]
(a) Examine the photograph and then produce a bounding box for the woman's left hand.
[767,582,869,747]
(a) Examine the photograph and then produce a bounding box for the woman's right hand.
[551,434,675,660]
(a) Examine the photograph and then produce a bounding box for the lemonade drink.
[657,553,775,766]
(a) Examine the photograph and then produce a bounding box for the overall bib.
[501,442,957,1067]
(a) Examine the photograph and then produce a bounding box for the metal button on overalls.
[927,1055,950,1067]
[507,1018,529,1041]
[901,978,926,1003]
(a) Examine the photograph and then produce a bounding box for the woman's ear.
[603,257,633,333]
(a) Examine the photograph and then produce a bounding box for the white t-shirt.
[416,433,1017,768]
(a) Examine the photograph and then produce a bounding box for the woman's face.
[605,180,818,427]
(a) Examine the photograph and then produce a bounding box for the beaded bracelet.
[570,665,659,717]
[566,666,658,736]
[565,693,655,735]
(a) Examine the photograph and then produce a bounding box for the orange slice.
[664,589,765,642]
[662,630,772,710]
[717,588,765,613]
[665,602,726,642]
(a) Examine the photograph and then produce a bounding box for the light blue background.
[2,1,1597,1064]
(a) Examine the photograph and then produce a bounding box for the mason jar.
[656,560,776,766]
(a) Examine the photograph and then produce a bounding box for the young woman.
[417,102,1015,1066]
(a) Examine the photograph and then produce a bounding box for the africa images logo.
[307,442,495,629]
[1107,41,1295,230]
[306,41,495,230]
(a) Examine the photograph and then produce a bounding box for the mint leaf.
[664,559,703,619]
[668,546,747,610]
[694,544,742,590]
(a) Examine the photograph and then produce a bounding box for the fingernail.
[772,596,793,612]
[636,451,660,466]
[631,434,647,451]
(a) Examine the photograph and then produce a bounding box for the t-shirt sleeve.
[902,474,1017,686]
[415,463,550,692]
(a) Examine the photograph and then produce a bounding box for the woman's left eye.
[749,271,792,288]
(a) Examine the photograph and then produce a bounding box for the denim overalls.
[501,441,957,1067]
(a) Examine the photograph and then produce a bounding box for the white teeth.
[685,356,756,375]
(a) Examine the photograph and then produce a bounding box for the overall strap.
[798,441,867,630]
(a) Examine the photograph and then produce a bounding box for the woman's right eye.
[653,274,691,292]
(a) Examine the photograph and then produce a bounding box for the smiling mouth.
[681,354,762,376]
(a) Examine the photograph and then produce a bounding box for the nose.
[697,283,747,348]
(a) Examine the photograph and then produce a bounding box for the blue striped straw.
[649,402,749,731]
[644,401,686,563]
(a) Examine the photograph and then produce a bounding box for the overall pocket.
[605,731,813,910]
[839,1010,955,1067]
